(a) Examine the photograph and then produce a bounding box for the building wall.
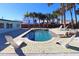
[0,20,21,33]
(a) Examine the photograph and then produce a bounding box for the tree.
[67,3,75,28]
[48,3,66,27]
[74,4,77,27]
[59,3,66,28]
[24,11,30,24]
[37,13,42,27]
[41,14,47,27]
[52,11,60,24]
[45,14,51,27]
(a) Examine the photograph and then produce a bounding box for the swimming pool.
[23,29,53,41]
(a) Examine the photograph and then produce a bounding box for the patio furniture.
[56,34,76,46]
[56,40,62,45]
[55,31,69,38]
[66,34,76,48]
[59,25,68,31]
[66,29,78,37]
[5,35,27,49]
[59,25,63,30]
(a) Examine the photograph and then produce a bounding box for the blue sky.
[0,3,60,21]
[0,3,79,22]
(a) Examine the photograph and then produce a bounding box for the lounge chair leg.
[56,42,61,45]
[66,44,70,48]
[19,42,27,48]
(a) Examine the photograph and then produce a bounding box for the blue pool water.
[23,29,53,41]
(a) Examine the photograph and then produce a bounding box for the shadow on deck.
[66,44,79,51]
[0,29,28,52]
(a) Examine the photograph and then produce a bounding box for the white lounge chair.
[59,25,63,30]
[5,35,27,49]
[59,25,68,31]
[67,34,76,44]
[55,33,77,48]
[66,34,76,48]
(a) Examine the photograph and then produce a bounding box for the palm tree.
[33,12,38,24]
[67,3,75,28]
[41,14,46,27]
[74,4,77,27]
[60,4,64,25]
[29,12,39,27]
[48,3,67,27]
[70,8,74,28]
[63,4,66,27]
[24,11,30,24]
[29,12,35,24]
[62,3,75,28]
[45,14,51,27]
[52,11,60,24]
[37,13,42,27]
[59,3,67,28]
[50,13,54,23]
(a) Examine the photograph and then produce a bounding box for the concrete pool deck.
[0,28,79,56]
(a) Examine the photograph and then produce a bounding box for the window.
[6,23,13,28]
[17,24,20,28]
[0,23,4,28]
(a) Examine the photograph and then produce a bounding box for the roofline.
[0,19,22,22]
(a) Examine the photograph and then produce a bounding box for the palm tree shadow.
[15,48,25,56]
[0,29,28,53]
[14,42,27,56]
[0,33,10,51]
[66,44,79,51]
[0,44,10,51]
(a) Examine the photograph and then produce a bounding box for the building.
[0,19,21,33]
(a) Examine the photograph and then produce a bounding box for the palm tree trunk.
[33,17,35,28]
[63,4,66,27]
[57,17,59,24]
[61,15,63,25]
[74,4,77,28]
[63,10,66,28]
[59,16,61,24]
[39,19,40,28]
[70,9,74,28]
[43,19,45,27]
[42,20,44,28]
[47,19,49,27]
[61,3,64,27]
